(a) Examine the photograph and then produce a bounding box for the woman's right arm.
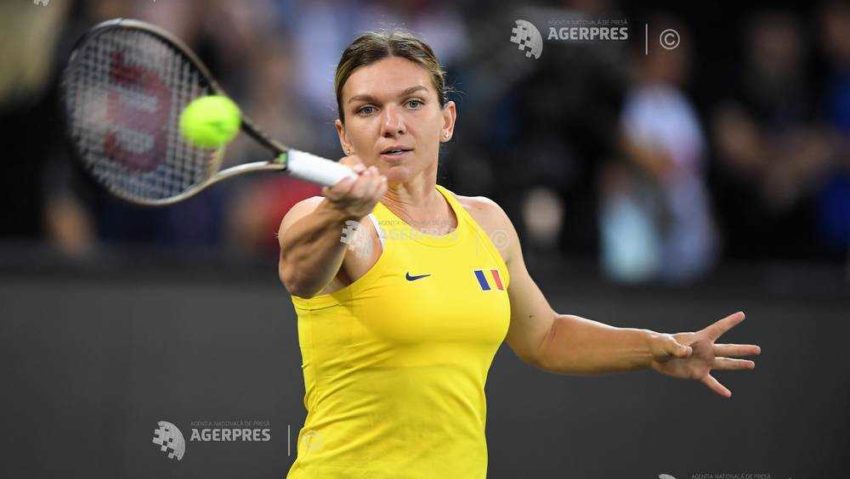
[278,159,386,298]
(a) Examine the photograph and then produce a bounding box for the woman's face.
[336,56,456,184]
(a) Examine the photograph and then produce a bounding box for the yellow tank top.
[286,184,511,479]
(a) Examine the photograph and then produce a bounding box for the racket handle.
[285,150,357,187]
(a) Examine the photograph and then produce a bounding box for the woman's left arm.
[471,197,761,397]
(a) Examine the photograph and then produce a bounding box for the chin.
[383,167,409,185]
[381,157,434,183]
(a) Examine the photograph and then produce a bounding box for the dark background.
[2,256,848,478]
[2,0,850,477]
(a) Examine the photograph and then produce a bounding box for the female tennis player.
[278,31,761,479]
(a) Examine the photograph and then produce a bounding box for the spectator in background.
[290,0,362,153]
[601,18,717,283]
[224,38,322,256]
[0,2,68,236]
[9,0,845,269]
[0,0,96,255]
[356,0,470,67]
[453,0,628,267]
[816,1,850,258]
[711,10,834,260]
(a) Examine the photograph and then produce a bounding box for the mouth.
[379,146,413,159]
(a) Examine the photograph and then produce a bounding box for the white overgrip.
[285,150,357,186]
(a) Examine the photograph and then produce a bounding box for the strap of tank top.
[367,213,385,248]
[434,184,469,226]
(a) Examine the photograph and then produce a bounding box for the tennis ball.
[179,95,241,148]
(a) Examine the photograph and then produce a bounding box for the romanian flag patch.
[473,269,504,291]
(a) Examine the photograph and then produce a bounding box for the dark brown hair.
[334,30,449,122]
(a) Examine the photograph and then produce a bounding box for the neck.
[380,171,455,234]
[381,158,440,212]
[383,181,436,210]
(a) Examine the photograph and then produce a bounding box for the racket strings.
[64,28,217,203]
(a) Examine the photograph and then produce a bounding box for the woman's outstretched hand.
[648,312,761,398]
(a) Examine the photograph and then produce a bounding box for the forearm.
[537,314,657,375]
[279,201,354,298]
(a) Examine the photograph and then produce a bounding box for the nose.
[380,104,406,138]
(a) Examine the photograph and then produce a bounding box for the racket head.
[60,18,230,206]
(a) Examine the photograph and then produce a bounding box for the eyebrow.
[347,85,428,104]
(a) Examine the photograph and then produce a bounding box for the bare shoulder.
[454,194,518,263]
[455,194,508,226]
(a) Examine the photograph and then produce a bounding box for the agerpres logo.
[546,18,629,41]
[510,19,543,59]
[153,421,186,461]
[340,219,374,259]
[510,17,634,60]
[152,419,272,461]
[188,420,272,442]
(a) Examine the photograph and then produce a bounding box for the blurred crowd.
[1,0,849,284]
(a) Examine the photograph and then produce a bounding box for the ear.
[335,119,352,155]
[440,100,457,142]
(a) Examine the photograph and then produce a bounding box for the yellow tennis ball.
[179,95,241,148]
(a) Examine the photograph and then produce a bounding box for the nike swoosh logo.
[405,272,431,281]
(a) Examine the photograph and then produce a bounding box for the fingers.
[348,167,377,197]
[701,373,732,398]
[323,175,359,199]
[714,343,761,357]
[354,167,387,199]
[322,160,387,219]
[713,357,755,371]
[325,163,379,197]
[321,176,356,200]
[703,311,746,341]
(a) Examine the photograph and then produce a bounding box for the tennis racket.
[60,18,356,206]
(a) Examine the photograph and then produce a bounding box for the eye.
[356,105,377,116]
[406,98,424,109]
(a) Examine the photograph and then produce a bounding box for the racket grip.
[286,150,357,187]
